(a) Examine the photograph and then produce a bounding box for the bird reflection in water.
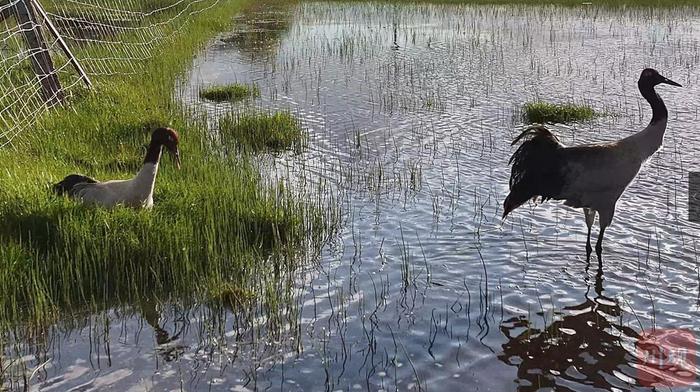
[498,260,644,390]
[139,299,186,362]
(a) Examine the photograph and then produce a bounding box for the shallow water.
[5,2,700,390]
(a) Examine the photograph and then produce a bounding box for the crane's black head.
[151,127,181,169]
[639,68,682,88]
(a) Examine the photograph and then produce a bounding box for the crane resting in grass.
[54,127,180,208]
[503,68,681,257]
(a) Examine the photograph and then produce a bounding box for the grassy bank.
[0,0,327,325]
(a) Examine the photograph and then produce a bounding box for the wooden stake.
[30,0,92,88]
[0,3,12,23]
[15,0,64,106]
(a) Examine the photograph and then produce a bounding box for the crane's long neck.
[134,140,162,198]
[640,82,667,125]
[144,140,163,167]
[635,81,668,157]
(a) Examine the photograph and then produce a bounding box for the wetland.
[3,1,700,390]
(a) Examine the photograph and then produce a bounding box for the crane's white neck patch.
[137,162,158,177]
[132,162,159,199]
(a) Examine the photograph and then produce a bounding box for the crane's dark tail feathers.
[53,174,97,197]
[503,125,564,218]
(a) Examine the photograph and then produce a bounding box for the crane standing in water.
[503,69,681,257]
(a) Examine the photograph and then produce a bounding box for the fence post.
[31,0,92,88]
[0,4,12,23]
[15,0,64,106]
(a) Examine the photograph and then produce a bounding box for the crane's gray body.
[560,118,666,211]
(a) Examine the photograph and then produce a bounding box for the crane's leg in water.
[596,207,615,258]
[584,208,596,257]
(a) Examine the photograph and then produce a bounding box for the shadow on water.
[499,259,645,390]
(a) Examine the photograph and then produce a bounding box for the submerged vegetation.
[199,83,260,102]
[0,0,327,325]
[219,111,306,153]
[523,101,597,124]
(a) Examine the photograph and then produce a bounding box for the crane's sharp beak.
[663,77,682,87]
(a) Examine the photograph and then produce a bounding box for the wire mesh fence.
[0,0,222,147]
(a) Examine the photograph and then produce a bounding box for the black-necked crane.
[54,127,181,208]
[503,68,681,257]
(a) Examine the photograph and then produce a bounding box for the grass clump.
[523,101,597,124]
[199,83,260,102]
[219,111,306,153]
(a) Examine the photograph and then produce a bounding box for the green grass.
[523,101,597,124]
[0,0,329,325]
[199,83,260,102]
[219,111,306,153]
